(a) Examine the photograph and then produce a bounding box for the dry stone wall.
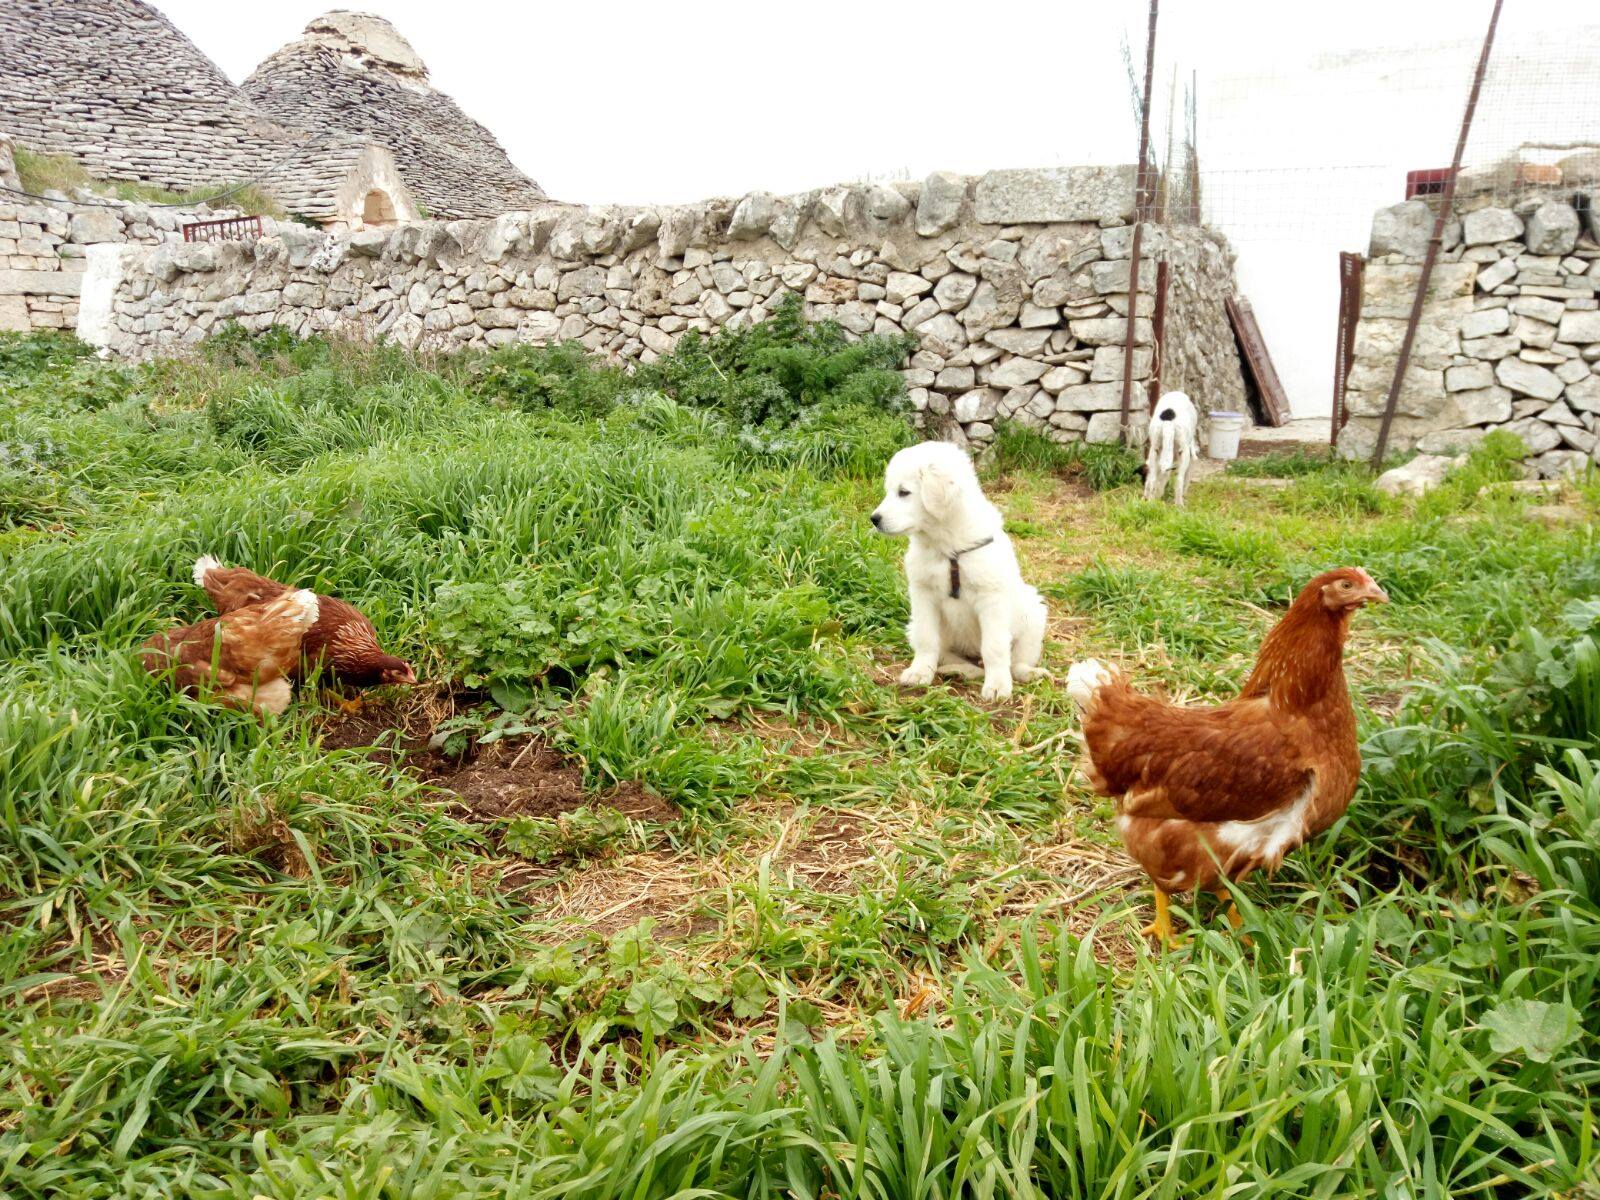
[1152,227,1248,416]
[0,163,250,333]
[87,167,1244,447]
[1341,189,1600,476]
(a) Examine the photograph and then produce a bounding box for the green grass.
[1,319,1597,1198]
[11,146,284,217]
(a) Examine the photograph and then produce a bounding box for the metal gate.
[182,215,263,244]
[1331,251,1365,447]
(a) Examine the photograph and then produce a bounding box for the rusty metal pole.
[1370,0,1504,468]
[1332,251,1364,448]
[1119,0,1159,443]
[1147,259,1170,409]
[1187,69,1201,224]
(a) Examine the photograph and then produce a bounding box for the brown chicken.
[193,556,416,709]
[1066,566,1389,946]
[141,589,320,715]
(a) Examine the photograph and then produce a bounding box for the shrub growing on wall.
[640,294,915,428]
[458,295,919,473]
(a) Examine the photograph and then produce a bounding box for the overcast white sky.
[149,0,1600,414]
[153,0,1593,206]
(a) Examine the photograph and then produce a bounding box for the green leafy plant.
[641,294,913,426]
[1482,997,1584,1064]
[986,422,1143,491]
[501,806,630,864]
[465,340,627,416]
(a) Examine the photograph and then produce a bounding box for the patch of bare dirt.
[1047,474,1098,501]
[319,703,413,758]
[530,850,713,939]
[22,923,131,1006]
[316,694,676,825]
[416,740,671,824]
[777,810,879,894]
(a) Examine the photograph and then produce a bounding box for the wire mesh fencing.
[1110,1,1600,454]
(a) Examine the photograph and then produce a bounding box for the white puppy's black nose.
[870,511,884,528]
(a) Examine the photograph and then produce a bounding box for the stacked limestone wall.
[0,200,252,334]
[1341,184,1600,476]
[0,181,250,333]
[1153,227,1248,416]
[87,167,1244,447]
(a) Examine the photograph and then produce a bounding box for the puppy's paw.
[980,677,1013,702]
[899,663,935,687]
[1012,665,1050,683]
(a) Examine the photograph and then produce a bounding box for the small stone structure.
[1340,157,1600,476]
[0,0,285,193]
[243,12,546,220]
[82,166,1245,447]
[0,2,528,230]
[268,140,420,230]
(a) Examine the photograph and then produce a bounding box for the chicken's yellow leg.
[1215,890,1253,947]
[1139,887,1183,948]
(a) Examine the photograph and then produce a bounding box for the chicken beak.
[1360,582,1389,605]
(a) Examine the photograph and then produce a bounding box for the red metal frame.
[182,215,263,244]
[1404,168,1454,199]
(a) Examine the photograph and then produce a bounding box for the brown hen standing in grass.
[1066,566,1389,947]
[141,589,320,715]
[193,556,416,712]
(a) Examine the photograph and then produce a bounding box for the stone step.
[1235,417,1330,456]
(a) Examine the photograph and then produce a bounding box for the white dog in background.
[1143,390,1201,507]
[871,441,1048,701]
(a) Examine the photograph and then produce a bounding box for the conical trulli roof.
[243,11,547,219]
[0,0,286,192]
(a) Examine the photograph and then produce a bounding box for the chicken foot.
[1139,887,1186,949]
[1209,888,1256,947]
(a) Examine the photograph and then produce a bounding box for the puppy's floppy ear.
[919,462,957,518]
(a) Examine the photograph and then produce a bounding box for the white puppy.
[871,441,1048,701]
[1143,390,1201,507]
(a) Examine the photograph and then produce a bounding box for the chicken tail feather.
[193,554,221,587]
[1067,658,1118,710]
[281,588,320,631]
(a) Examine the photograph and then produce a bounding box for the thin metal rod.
[1120,0,1160,442]
[1370,0,1504,468]
[1188,68,1201,224]
[1332,252,1364,448]
[1148,259,1170,409]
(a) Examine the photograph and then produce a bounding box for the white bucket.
[1206,411,1247,460]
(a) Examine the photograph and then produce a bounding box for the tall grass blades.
[1,320,1596,1198]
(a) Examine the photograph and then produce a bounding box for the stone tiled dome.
[0,0,286,193]
[243,12,547,219]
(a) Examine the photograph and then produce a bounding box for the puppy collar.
[948,537,995,598]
